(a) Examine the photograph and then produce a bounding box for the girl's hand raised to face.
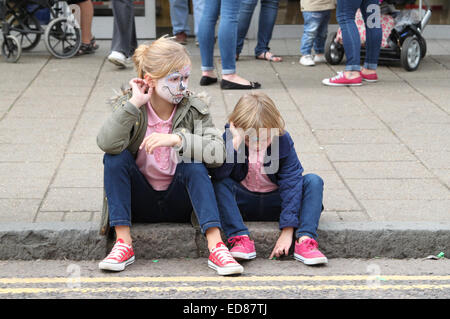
[129,78,152,108]
[229,122,244,152]
[139,133,182,154]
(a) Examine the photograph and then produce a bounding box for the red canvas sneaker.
[322,72,362,86]
[98,238,135,271]
[208,242,244,275]
[228,235,256,260]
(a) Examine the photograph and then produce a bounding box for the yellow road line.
[1,275,450,284]
[1,284,450,295]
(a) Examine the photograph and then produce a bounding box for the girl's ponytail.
[132,43,150,79]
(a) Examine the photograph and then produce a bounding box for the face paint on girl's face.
[155,65,191,104]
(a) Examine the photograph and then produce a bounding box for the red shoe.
[98,238,135,271]
[322,72,362,86]
[228,235,256,260]
[208,242,244,276]
[361,72,378,82]
[294,238,328,265]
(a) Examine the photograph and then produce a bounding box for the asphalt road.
[1,258,449,300]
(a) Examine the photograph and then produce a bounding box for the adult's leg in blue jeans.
[336,0,362,72]
[218,0,242,75]
[192,0,205,36]
[198,0,220,72]
[254,0,279,57]
[359,0,382,70]
[169,0,190,35]
[236,0,257,56]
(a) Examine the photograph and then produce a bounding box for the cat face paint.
[155,65,191,104]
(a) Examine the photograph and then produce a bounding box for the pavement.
[0,38,449,261]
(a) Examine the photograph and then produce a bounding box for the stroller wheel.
[44,17,81,59]
[401,37,421,72]
[1,35,22,63]
[325,32,344,65]
[7,14,41,51]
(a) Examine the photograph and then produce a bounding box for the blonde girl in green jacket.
[97,36,244,276]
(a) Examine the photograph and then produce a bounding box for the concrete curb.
[0,222,449,260]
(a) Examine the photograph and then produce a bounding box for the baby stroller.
[324,0,432,71]
[0,0,81,62]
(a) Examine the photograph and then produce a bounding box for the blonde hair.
[132,35,191,79]
[228,92,285,136]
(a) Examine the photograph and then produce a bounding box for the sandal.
[256,51,282,62]
[90,36,99,51]
[76,42,95,56]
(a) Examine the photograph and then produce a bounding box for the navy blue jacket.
[209,124,304,230]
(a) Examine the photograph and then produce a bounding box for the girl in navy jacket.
[210,92,328,265]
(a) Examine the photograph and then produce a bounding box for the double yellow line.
[1,275,450,295]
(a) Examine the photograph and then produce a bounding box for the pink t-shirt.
[240,147,278,193]
[135,102,178,191]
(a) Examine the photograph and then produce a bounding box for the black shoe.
[200,76,218,86]
[220,79,261,90]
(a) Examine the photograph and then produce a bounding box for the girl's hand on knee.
[139,133,182,154]
[129,77,152,108]
[269,227,294,259]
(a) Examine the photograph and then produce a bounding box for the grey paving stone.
[361,200,450,222]
[414,150,450,169]
[0,199,40,222]
[298,152,334,171]
[0,162,56,199]
[41,187,103,212]
[432,169,450,188]
[334,161,434,179]
[346,179,450,200]
[63,212,94,222]
[323,189,362,212]
[35,211,64,222]
[52,154,103,188]
[311,170,347,190]
[336,211,370,222]
[0,143,64,162]
[314,129,399,145]
[325,144,416,162]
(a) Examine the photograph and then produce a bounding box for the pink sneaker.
[322,71,362,86]
[208,242,244,276]
[294,238,328,265]
[361,72,378,82]
[98,238,135,271]
[228,235,256,260]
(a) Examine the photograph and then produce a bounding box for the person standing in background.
[107,0,138,68]
[299,0,335,66]
[322,0,382,86]
[68,0,99,55]
[235,0,282,62]
[169,0,205,45]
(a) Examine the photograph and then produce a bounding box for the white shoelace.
[105,242,131,261]
[212,245,236,264]
[331,71,344,81]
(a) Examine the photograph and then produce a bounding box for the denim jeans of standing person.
[213,174,324,240]
[111,0,137,57]
[197,0,241,75]
[300,10,331,56]
[336,0,382,71]
[169,0,205,36]
[104,150,222,234]
[236,0,280,57]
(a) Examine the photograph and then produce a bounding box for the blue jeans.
[104,150,222,234]
[236,0,280,57]
[169,0,205,36]
[300,10,331,55]
[336,0,382,71]
[198,0,241,75]
[213,174,324,240]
